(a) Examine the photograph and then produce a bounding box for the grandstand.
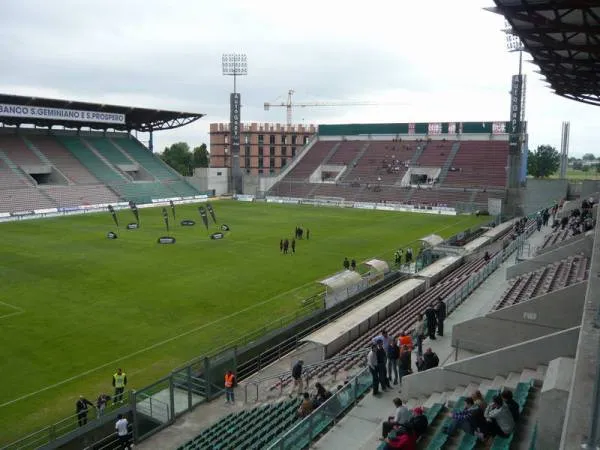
[0,94,205,214]
[263,123,511,213]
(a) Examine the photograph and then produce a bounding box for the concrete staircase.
[320,142,342,165]
[81,138,131,182]
[0,150,34,186]
[340,142,371,182]
[411,142,427,166]
[400,365,546,450]
[439,142,461,184]
[22,136,72,185]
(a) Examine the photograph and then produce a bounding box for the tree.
[582,153,596,161]
[193,144,209,168]
[596,163,600,174]
[160,142,193,176]
[573,160,583,171]
[527,145,560,178]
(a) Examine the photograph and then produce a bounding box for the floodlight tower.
[504,23,527,217]
[222,53,247,195]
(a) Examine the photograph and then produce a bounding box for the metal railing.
[266,366,373,450]
[243,349,369,403]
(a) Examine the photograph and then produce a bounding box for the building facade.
[209,123,317,176]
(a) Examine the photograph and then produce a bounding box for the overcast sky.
[1,0,598,157]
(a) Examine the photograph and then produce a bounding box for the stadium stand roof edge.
[490,0,600,106]
[0,93,205,132]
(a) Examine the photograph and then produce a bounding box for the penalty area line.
[0,301,24,320]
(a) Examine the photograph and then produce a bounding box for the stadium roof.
[0,93,204,132]
[490,0,600,106]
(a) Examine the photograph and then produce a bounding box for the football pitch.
[0,200,488,443]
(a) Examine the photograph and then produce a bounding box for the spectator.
[376,339,391,390]
[398,331,413,351]
[484,251,490,262]
[290,360,304,397]
[373,329,391,350]
[435,298,446,337]
[398,345,412,384]
[76,395,94,427]
[420,348,439,371]
[368,344,381,396]
[424,306,437,341]
[115,413,130,449]
[482,395,515,438]
[472,390,487,410]
[413,314,426,357]
[224,370,236,404]
[387,339,400,385]
[96,393,111,418]
[501,389,520,423]
[343,257,350,270]
[408,406,428,438]
[313,382,332,408]
[297,392,314,418]
[382,398,412,438]
[112,368,127,404]
[351,259,357,270]
[380,423,417,449]
[443,397,480,435]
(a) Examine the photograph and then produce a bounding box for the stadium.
[1,1,599,450]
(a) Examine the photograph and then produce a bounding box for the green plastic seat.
[456,432,478,450]
[490,433,514,450]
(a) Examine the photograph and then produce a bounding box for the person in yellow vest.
[112,368,127,404]
[224,370,236,404]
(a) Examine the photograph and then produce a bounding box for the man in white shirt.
[367,344,380,396]
[115,414,130,449]
[381,398,412,438]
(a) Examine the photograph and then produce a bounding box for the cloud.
[0,0,597,156]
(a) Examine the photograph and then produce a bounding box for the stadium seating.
[56,135,125,184]
[111,182,175,204]
[176,398,301,450]
[0,187,56,213]
[0,135,45,167]
[284,141,341,181]
[327,141,364,165]
[0,159,30,189]
[415,140,455,167]
[165,180,201,198]
[42,185,119,207]
[26,135,100,184]
[443,141,508,189]
[408,189,472,207]
[111,137,180,181]
[493,255,589,310]
[84,137,132,166]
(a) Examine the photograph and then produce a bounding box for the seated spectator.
[443,397,480,435]
[382,398,412,439]
[380,423,417,450]
[481,395,515,438]
[501,389,520,423]
[484,251,490,262]
[421,347,440,370]
[472,390,487,410]
[313,382,332,408]
[407,406,428,438]
[297,393,314,418]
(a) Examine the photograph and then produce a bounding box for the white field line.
[0,301,24,320]
[0,216,476,408]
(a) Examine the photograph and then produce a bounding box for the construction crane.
[264,89,404,126]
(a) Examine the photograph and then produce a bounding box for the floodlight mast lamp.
[222,53,247,94]
[505,24,524,76]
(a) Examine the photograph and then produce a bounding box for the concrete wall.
[451,283,586,353]
[538,357,574,450]
[402,326,579,398]
[190,168,229,195]
[506,239,592,279]
[242,174,260,196]
[523,179,568,215]
[560,206,600,449]
[581,181,600,199]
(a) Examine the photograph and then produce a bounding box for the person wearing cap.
[76,395,94,427]
[290,360,304,396]
[408,406,428,438]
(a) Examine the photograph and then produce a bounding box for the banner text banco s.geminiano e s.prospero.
[0,103,125,124]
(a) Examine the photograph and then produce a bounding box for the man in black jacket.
[422,348,439,370]
[290,360,304,396]
[425,306,437,340]
[435,298,447,337]
[375,339,390,390]
[76,395,94,427]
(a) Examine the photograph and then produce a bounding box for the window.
[244,134,250,144]
[281,158,287,167]
[258,146,264,157]
[244,146,250,156]
[224,135,229,144]
[217,171,222,176]
[292,147,296,157]
[303,135,309,144]
[282,135,288,145]
[269,135,275,144]
[270,147,275,156]
[246,169,251,174]
[270,168,275,174]
[258,134,264,144]
[270,157,275,167]
[292,135,297,145]
[258,159,264,168]
[281,147,287,156]
[258,169,263,175]
[245,157,251,168]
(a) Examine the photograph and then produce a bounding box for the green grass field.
[0,201,487,444]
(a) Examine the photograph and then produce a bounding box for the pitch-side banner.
[0,103,126,124]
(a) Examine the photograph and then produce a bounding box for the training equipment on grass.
[221,224,230,231]
[107,205,119,228]
[181,220,196,227]
[162,207,170,232]
[198,206,209,230]
[126,223,139,230]
[129,201,140,226]
[206,203,217,223]
[106,231,118,239]
[157,236,176,244]
[210,232,225,240]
